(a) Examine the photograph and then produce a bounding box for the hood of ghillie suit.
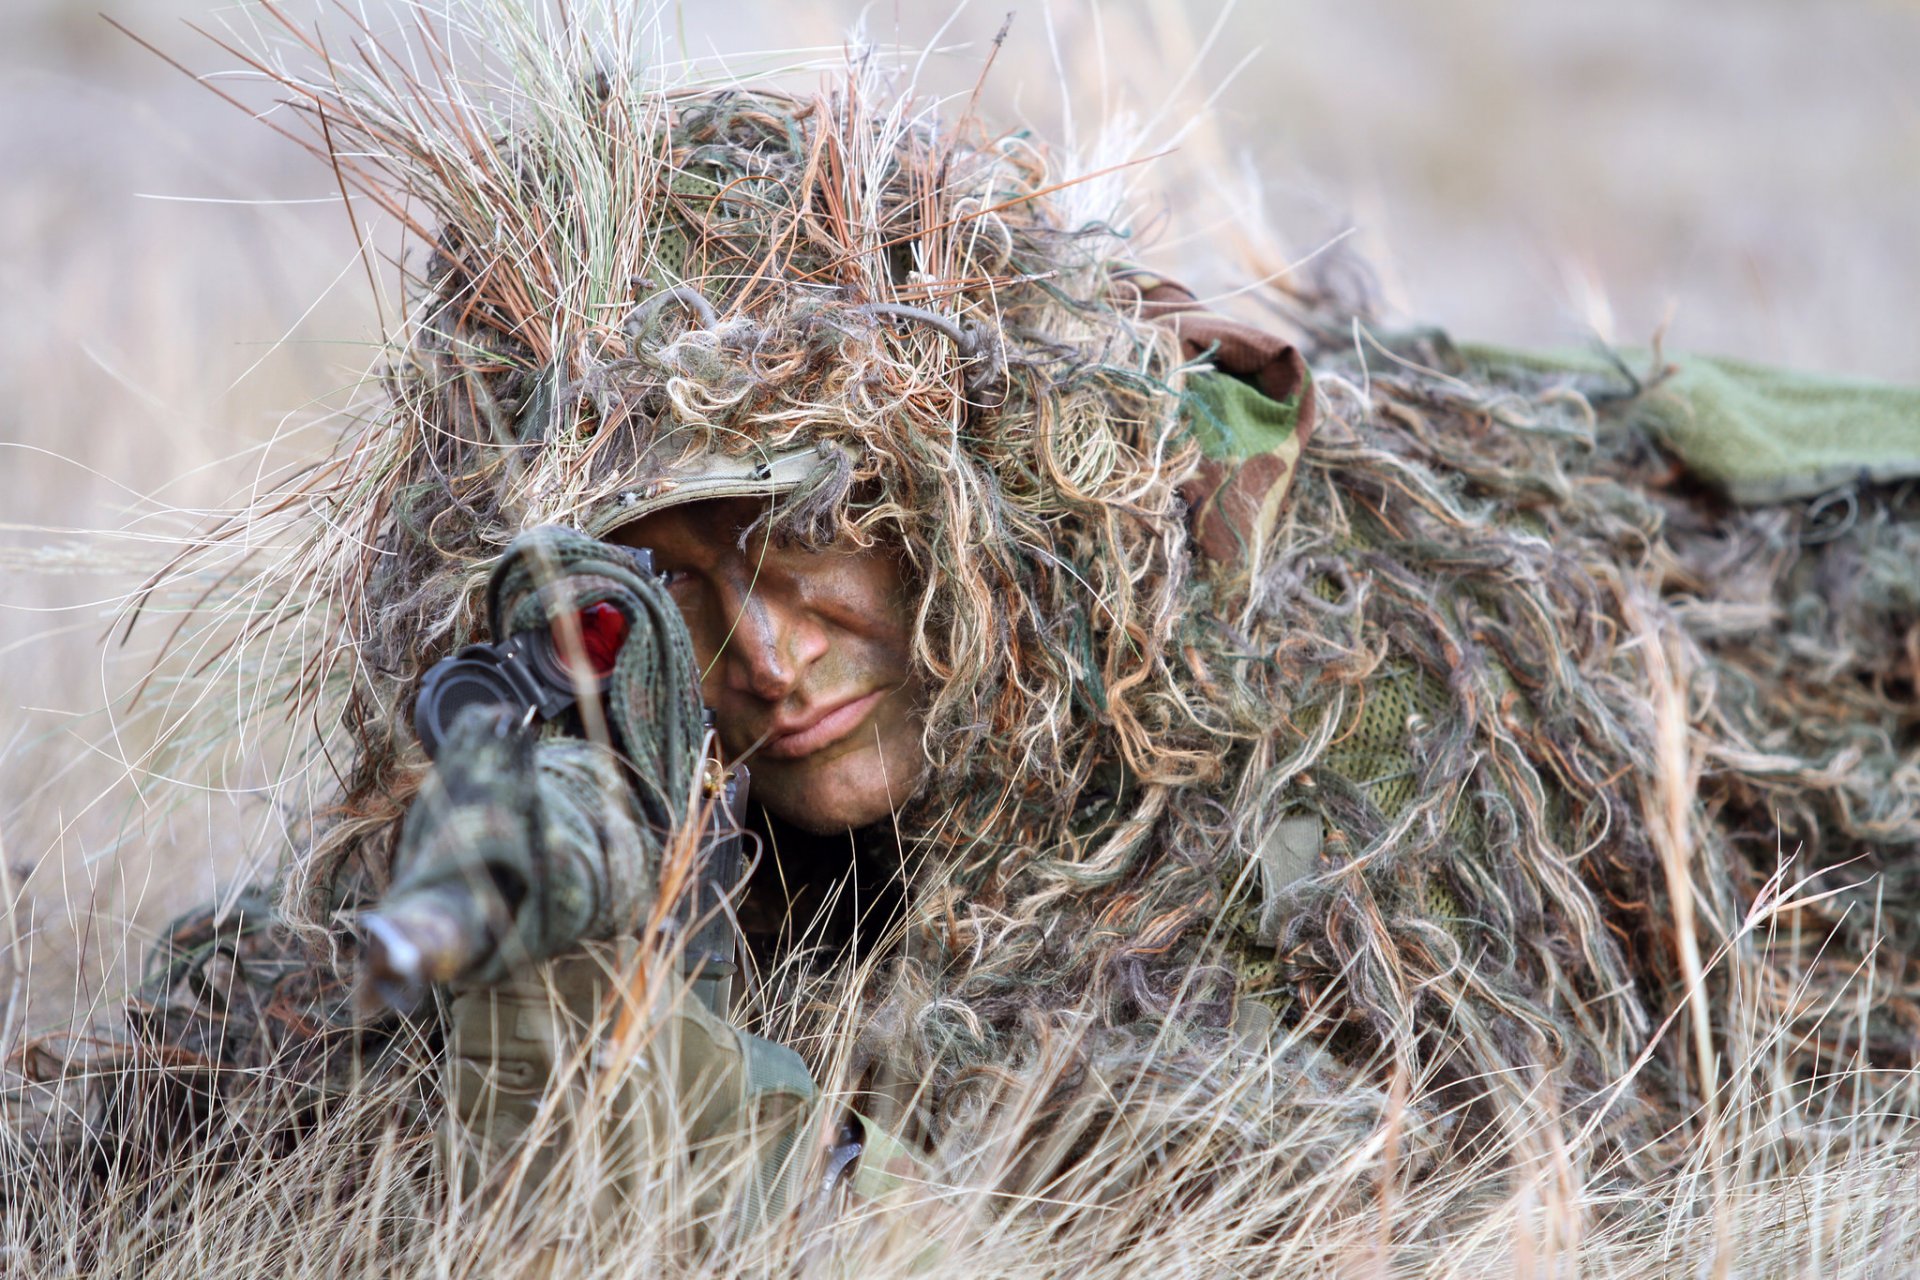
[290,73,1237,982]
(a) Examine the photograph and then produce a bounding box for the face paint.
[612,498,927,833]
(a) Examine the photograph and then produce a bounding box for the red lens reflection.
[556,601,630,677]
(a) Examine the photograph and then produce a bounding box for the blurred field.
[1,0,1917,1028]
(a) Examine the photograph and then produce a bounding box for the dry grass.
[4,2,1920,1276]
[6,885,1920,1278]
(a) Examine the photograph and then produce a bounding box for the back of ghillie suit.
[78,3,1920,1234]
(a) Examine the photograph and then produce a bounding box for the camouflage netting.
[24,0,1920,1233]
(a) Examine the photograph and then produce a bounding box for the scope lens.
[415,652,529,759]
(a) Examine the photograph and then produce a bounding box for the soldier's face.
[612,498,928,833]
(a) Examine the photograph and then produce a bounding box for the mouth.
[758,689,887,761]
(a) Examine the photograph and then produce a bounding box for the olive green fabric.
[1185,368,1304,461]
[446,940,818,1233]
[1204,335,1920,1072]
[1458,343,1920,504]
[1187,353,1517,1024]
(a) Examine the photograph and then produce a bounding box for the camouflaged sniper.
[94,7,1920,1228]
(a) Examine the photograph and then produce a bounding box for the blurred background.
[3,0,1918,1026]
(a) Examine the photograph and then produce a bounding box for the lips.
[758,689,887,760]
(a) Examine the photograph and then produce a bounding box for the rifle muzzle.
[360,888,499,1011]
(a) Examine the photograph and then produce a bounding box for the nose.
[713,580,828,704]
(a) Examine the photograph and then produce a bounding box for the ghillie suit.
[38,0,1920,1249]
[1209,333,1920,1170]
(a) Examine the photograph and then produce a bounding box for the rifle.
[357,525,748,1013]
[356,528,848,1229]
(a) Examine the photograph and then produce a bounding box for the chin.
[749,749,922,834]
[754,776,899,834]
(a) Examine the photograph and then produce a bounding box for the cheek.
[811,627,913,701]
[665,586,719,664]
[874,698,927,778]
[662,590,736,713]
[822,577,917,678]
